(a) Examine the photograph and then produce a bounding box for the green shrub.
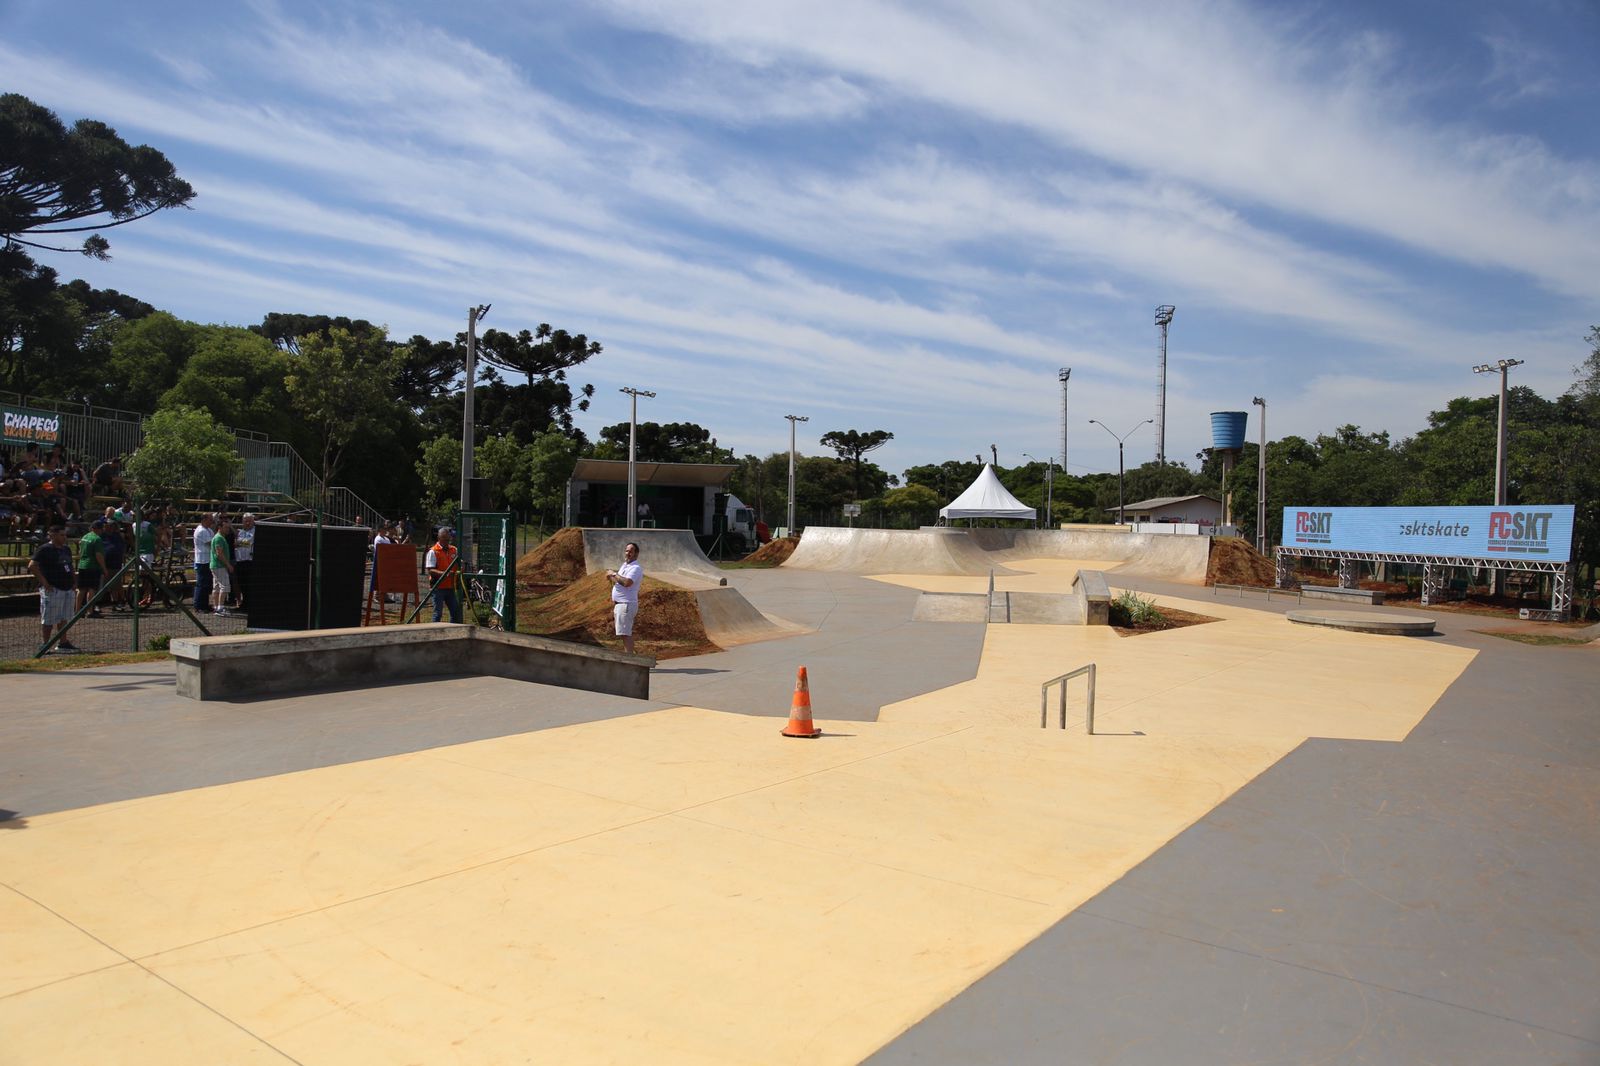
[1109,591,1166,627]
[147,634,171,651]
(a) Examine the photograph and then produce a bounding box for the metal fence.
[1,391,387,528]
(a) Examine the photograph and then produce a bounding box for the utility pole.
[1058,368,1071,476]
[784,414,808,532]
[1024,452,1054,529]
[1472,359,1524,505]
[460,303,490,511]
[1252,396,1267,555]
[1154,305,1175,465]
[1090,419,1152,526]
[620,386,655,526]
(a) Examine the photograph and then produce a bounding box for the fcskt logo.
[1487,510,1552,553]
[1294,511,1332,542]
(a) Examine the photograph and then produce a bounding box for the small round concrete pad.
[1286,608,1436,636]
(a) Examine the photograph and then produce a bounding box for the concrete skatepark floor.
[2,538,1596,1064]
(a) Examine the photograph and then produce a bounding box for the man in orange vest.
[425,526,462,623]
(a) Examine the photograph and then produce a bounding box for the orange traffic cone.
[782,665,822,738]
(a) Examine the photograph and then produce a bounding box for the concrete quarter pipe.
[785,527,1211,584]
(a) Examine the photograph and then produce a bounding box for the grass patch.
[1472,631,1592,647]
[1109,591,1164,627]
[0,651,172,673]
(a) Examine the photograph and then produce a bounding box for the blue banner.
[1282,505,1574,561]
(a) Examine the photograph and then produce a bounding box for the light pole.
[1022,452,1054,529]
[1252,396,1267,554]
[620,386,655,526]
[1089,418,1152,525]
[1472,359,1524,505]
[784,414,808,532]
[460,303,490,512]
[1154,305,1175,464]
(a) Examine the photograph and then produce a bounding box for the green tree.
[523,426,581,527]
[819,428,894,500]
[477,324,601,389]
[123,404,242,501]
[160,328,299,445]
[284,326,400,485]
[882,484,940,526]
[1,93,195,260]
[0,246,84,395]
[103,311,201,412]
[414,434,459,513]
[594,421,733,464]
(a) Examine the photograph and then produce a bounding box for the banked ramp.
[785,526,1210,584]
[783,528,1021,576]
[580,528,727,587]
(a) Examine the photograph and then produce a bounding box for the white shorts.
[40,588,74,625]
[213,570,232,601]
[613,600,638,636]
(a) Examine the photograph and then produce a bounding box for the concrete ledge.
[1074,569,1111,626]
[1298,585,1387,605]
[171,624,653,701]
[1285,609,1435,636]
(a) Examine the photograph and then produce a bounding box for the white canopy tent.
[939,464,1037,523]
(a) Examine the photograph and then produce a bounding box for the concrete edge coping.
[1073,569,1112,603]
[172,624,655,667]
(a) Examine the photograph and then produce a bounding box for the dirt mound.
[516,527,587,585]
[1206,536,1276,587]
[519,571,720,660]
[743,536,799,565]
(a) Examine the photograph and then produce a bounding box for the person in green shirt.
[76,519,108,618]
[210,516,236,615]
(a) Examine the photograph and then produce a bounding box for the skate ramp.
[694,586,804,647]
[785,528,1020,576]
[790,526,1209,583]
[580,528,727,588]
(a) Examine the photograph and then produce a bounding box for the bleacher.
[2,391,388,607]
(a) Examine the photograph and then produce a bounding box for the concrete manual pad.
[1287,606,1436,635]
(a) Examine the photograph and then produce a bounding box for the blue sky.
[5,0,1598,479]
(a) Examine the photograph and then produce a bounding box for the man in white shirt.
[192,513,215,613]
[604,541,643,654]
[233,514,256,610]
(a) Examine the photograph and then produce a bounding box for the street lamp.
[460,303,490,512]
[1252,396,1267,554]
[1022,452,1054,529]
[620,386,655,526]
[1472,359,1524,505]
[784,414,808,533]
[1088,419,1152,525]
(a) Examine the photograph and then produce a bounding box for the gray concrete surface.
[0,664,671,817]
[647,568,986,721]
[869,592,1600,1065]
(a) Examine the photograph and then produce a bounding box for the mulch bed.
[1206,536,1276,586]
[1111,605,1220,637]
[743,536,798,565]
[516,570,721,660]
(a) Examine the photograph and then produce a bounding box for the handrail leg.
[1059,681,1067,730]
[1040,684,1048,728]
[1085,663,1096,734]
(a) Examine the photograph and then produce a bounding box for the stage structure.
[1274,505,1577,620]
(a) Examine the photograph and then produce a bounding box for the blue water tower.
[1209,412,1248,528]
[1211,411,1248,452]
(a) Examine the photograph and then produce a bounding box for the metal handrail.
[1040,663,1097,732]
[1212,582,1301,601]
